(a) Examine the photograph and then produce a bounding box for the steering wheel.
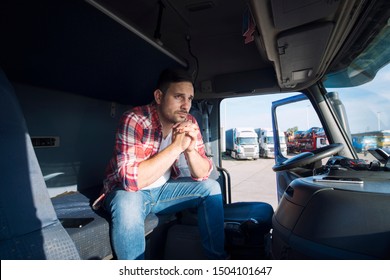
[272,143,344,172]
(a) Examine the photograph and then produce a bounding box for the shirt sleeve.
[114,112,147,191]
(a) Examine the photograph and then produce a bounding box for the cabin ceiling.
[1,0,389,105]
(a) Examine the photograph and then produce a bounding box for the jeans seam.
[157,193,201,204]
[202,199,219,257]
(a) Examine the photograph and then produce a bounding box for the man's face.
[155,81,194,125]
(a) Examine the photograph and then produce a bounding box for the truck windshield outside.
[265,136,286,144]
[238,137,258,145]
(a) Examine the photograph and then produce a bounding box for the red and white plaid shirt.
[102,103,212,193]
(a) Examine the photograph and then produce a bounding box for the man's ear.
[154,89,163,104]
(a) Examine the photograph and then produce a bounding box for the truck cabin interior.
[1,0,390,260]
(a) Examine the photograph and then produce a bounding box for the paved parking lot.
[221,157,279,210]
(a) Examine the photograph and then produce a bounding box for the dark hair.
[156,68,193,93]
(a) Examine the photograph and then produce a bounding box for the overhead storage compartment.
[271,0,340,31]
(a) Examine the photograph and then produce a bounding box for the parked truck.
[286,127,328,153]
[225,128,259,159]
[255,128,288,158]
[351,133,377,156]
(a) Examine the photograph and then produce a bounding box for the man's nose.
[181,99,191,110]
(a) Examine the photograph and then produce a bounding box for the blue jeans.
[104,177,226,260]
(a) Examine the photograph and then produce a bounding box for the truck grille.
[244,147,255,153]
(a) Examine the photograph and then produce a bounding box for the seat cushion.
[52,191,160,259]
[223,201,274,259]
[224,202,274,234]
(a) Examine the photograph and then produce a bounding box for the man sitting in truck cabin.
[96,68,227,260]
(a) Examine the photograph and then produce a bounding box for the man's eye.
[174,95,193,101]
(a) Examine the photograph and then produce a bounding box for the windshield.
[324,22,390,158]
[324,20,390,88]
[238,137,258,145]
[266,136,273,144]
[325,63,390,158]
[265,136,286,144]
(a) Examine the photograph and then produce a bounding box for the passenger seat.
[0,68,80,259]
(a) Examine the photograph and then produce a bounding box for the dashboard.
[271,148,390,259]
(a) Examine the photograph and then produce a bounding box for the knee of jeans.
[203,179,222,196]
[107,190,147,222]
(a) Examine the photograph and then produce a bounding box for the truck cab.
[1,0,390,263]
[256,128,287,158]
[225,127,259,160]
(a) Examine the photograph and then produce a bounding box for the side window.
[219,93,326,208]
[273,95,328,158]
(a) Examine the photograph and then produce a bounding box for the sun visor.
[276,22,334,88]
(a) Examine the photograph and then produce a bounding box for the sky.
[220,64,390,134]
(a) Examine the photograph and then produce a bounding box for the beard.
[159,108,188,125]
[174,110,188,122]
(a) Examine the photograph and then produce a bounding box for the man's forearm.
[184,150,211,178]
[137,144,182,189]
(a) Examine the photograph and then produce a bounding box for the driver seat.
[167,106,274,259]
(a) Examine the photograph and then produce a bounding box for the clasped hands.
[172,121,198,153]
